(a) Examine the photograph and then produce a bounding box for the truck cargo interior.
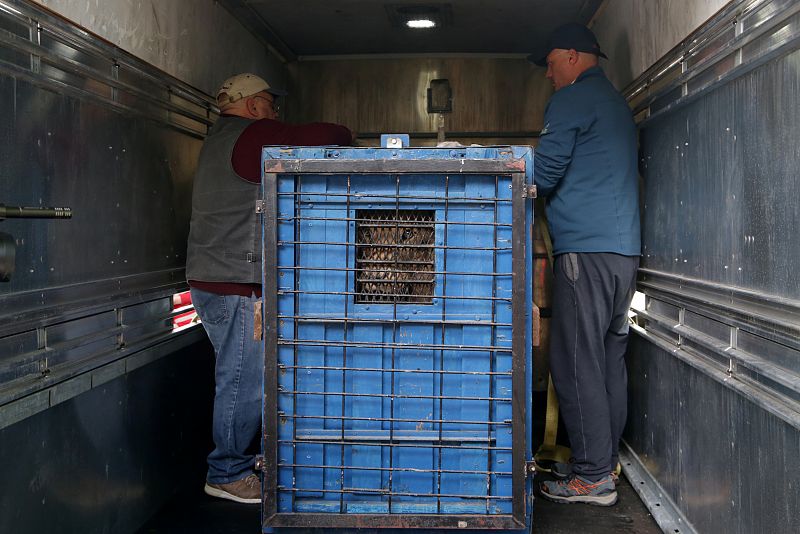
[1,0,798,533]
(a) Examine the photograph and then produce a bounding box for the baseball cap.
[216,73,288,106]
[528,23,608,66]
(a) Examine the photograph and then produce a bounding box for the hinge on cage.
[255,455,265,471]
[522,184,537,199]
[255,200,266,213]
[525,460,537,477]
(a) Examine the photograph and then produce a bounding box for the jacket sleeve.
[533,97,580,197]
[232,120,353,182]
[280,122,353,146]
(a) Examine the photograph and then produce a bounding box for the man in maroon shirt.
[185,73,351,503]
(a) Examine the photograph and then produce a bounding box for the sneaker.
[540,474,618,506]
[552,461,620,484]
[204,474,261,504]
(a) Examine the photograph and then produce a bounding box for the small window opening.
[355,210,435,304]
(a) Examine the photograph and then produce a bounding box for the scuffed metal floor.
[137,472,660,534]
[531,473,661,534]
[138,390,661,534]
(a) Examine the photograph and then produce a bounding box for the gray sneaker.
[204,474,261,504]
[540,474,618,506]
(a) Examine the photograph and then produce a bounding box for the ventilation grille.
[355,210,435,304]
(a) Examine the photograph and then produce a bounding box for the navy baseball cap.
[528,23,608,66]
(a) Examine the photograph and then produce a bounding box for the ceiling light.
[407,19,436,29]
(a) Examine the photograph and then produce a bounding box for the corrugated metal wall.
[0,1,252,531]
[593,1,800,532]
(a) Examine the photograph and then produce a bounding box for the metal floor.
[137,389,660,534]
[136,470,660,534]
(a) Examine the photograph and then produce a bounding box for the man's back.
[534,66,640,256]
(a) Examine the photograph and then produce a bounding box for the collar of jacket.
[573,65,605,85]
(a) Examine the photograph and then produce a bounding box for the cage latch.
[522,184,537,199]
[525,460,537,478]
[255,200,266,213]
[255,455,265,471]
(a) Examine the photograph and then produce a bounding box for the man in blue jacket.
[531,23,641,506]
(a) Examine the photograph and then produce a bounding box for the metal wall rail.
[0,0,215,137]
[0,322,205,431]
[0,292,201,407]
[0,269,187,338]
[624,0,800,124]
[638,268,800,346]
[633,270,800,428]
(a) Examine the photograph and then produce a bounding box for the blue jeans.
[191,288,263,484]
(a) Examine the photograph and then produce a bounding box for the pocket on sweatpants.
[190,289,229,325]
[562,252,580,283]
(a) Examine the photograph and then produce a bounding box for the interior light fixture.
[407,19,436,29]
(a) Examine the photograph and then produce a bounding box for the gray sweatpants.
[549,252,639,482]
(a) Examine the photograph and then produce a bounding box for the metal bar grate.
[355,209,435,303]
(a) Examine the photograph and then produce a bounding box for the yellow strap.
[532,211,572,472]
[543,375,559,445]
[534,376,572,471]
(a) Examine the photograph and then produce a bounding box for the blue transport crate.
[261,145,535,531]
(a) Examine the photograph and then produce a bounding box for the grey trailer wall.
[285,57,551,146]
[592,0,729,89]
[31,0,287,94]
[593,1,800,532]
[0,1,281,532]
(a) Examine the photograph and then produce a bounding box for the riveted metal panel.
[627,3,800,532]
[626,333,800,534]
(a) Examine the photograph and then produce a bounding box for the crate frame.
[261,148,533,530]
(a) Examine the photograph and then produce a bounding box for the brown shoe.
[204,474,261,504]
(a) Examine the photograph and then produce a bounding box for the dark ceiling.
[219,0,604,61]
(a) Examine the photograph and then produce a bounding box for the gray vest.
[186,116,261,284]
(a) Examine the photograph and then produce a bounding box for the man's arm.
[533,99,581,197]
[232,119,353,182]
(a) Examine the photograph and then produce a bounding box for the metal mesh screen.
[355,209,435,304]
